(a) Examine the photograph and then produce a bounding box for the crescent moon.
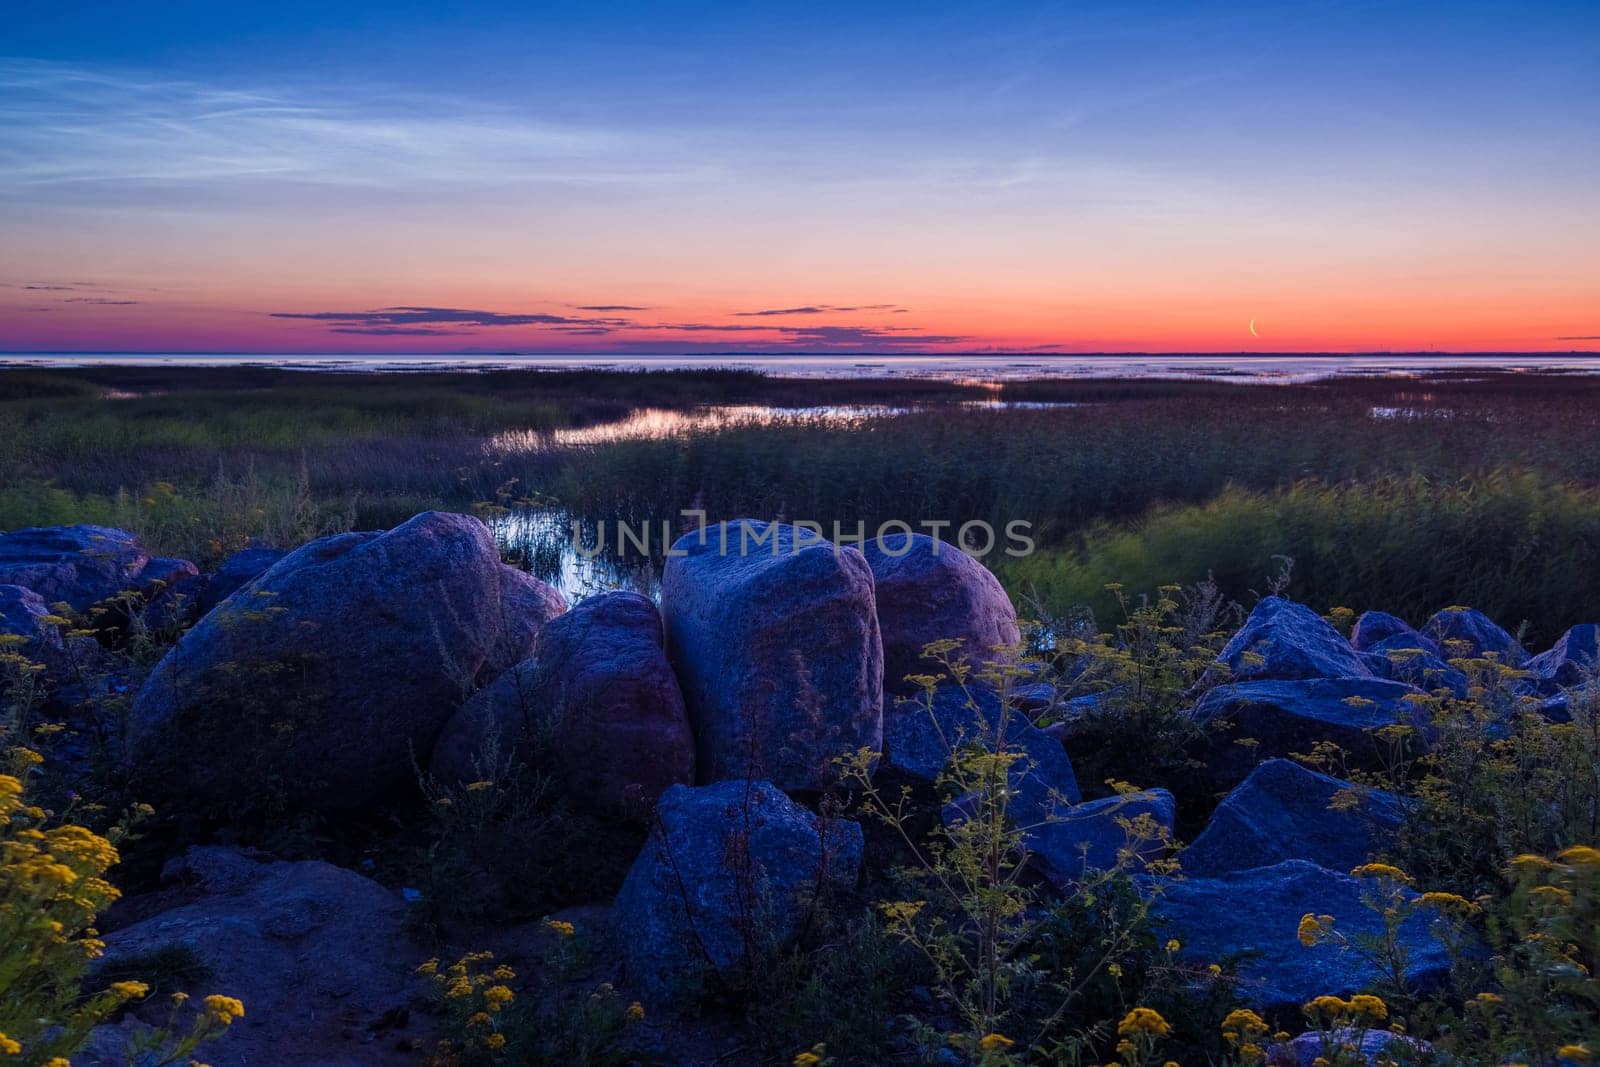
[1249,319,1259,338]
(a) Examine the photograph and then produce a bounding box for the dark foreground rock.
[1273,1029,1431,1066]
[486,564,568,677]
[1527,623,1600,693]
[0,582,101,685]
[1349,610,1438,656]
[126,511,521,815]
[195,546,287,616]
[661,520,882,791]
[861,532,1020,694]
[0,524,159,613]
[86,847,423,1067]
[431,591,693,818]
[1423,606,1525,665]
[1188,678,1429,792]
[1181,759,1408,876]
[1022,788,1176,889]
[1214,597,1371,682]
[613,780,863,1003]
[1361,635,1469,697]
[1147,860,1451,1013]
[882,684,1080,804]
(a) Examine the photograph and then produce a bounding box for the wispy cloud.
[573,304,652,312]
[264,302,967,350]
[270,306,632,332]
[0,59,705,191]
[733,303,907,317]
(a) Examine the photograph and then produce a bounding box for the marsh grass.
[5,366,1600,631]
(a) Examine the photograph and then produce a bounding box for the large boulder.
[1019,789,1176,889]
[1527,624,1600,693]
[1181,759,1408,877]
[1147,860,1452,1013]
[1361,635,1469,698]
[1214,598,1371,682]
[661,520,882,792]
[1423,607,1525,665]
[613,780,863,1003]
[0,524,154,613]
[1273,1029,1431,1066]
[860,532,1020,693]
[195,547,287,617]
[431,591,692,819]
[1349,611,1438,656]
[485,564,567,678]
[88,846,423,1067]
[1,583,95,682]
[126,511,517,815]
[882,684,1080,804]
[1187,678,1430,792]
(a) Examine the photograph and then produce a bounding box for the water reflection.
[490,506,663,602]
[487,399,1072,453]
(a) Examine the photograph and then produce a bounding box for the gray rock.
[860,532,1020,694]
[431,591,693,819]
[126,511,516,814]
[661,520,882,792]
[1423,607,1525,665]
[1362,635,1469,697]
[1147,860,1452,1013]
[613,780,862,1003]
[88,846,423,1067]
[196,547,287,616]
[1527,624,1600,693]
[1021,789,1176,889]
[1215,597,1372,682]
[0,582,99,685]
[1188,678,1430,792]
[1350,611,1438,656]
[0,524,153,612]
[1275,1028,1431,1066]
[485,564,567,679]
[1181,759,1408,876]
[882,684,1080,804]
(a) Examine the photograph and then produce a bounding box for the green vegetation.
[7,365,1599,634]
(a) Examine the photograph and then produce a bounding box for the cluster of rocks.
[5,515,1596,1061]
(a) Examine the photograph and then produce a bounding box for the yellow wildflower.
[110,980,149,999]
[979,1033,1014,1051]
[483,985,514,1011]
[1348,994,1388,1021]
[203,995,245,1024]
[485,1033,506,1050]
[544,919,576,937]
[792,1053,822,1067]
[626,1001,645,1022]
[1557,1046,1591,1061]
[1118,1007,1171,1038]
[415,958,439,975]
[1350,863,1411,884]
[1165,939,1181,953]
[1418,891,1479,915]
[0,1032,21,1055]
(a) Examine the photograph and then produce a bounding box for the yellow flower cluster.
[1304,993,1387,1023]
[1350,862,1412,884]
[1117,1007,1171,1038]
[203,995,245,1025]
[1297,912,1334,947]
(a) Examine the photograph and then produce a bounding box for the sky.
[2,1,1597,355]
